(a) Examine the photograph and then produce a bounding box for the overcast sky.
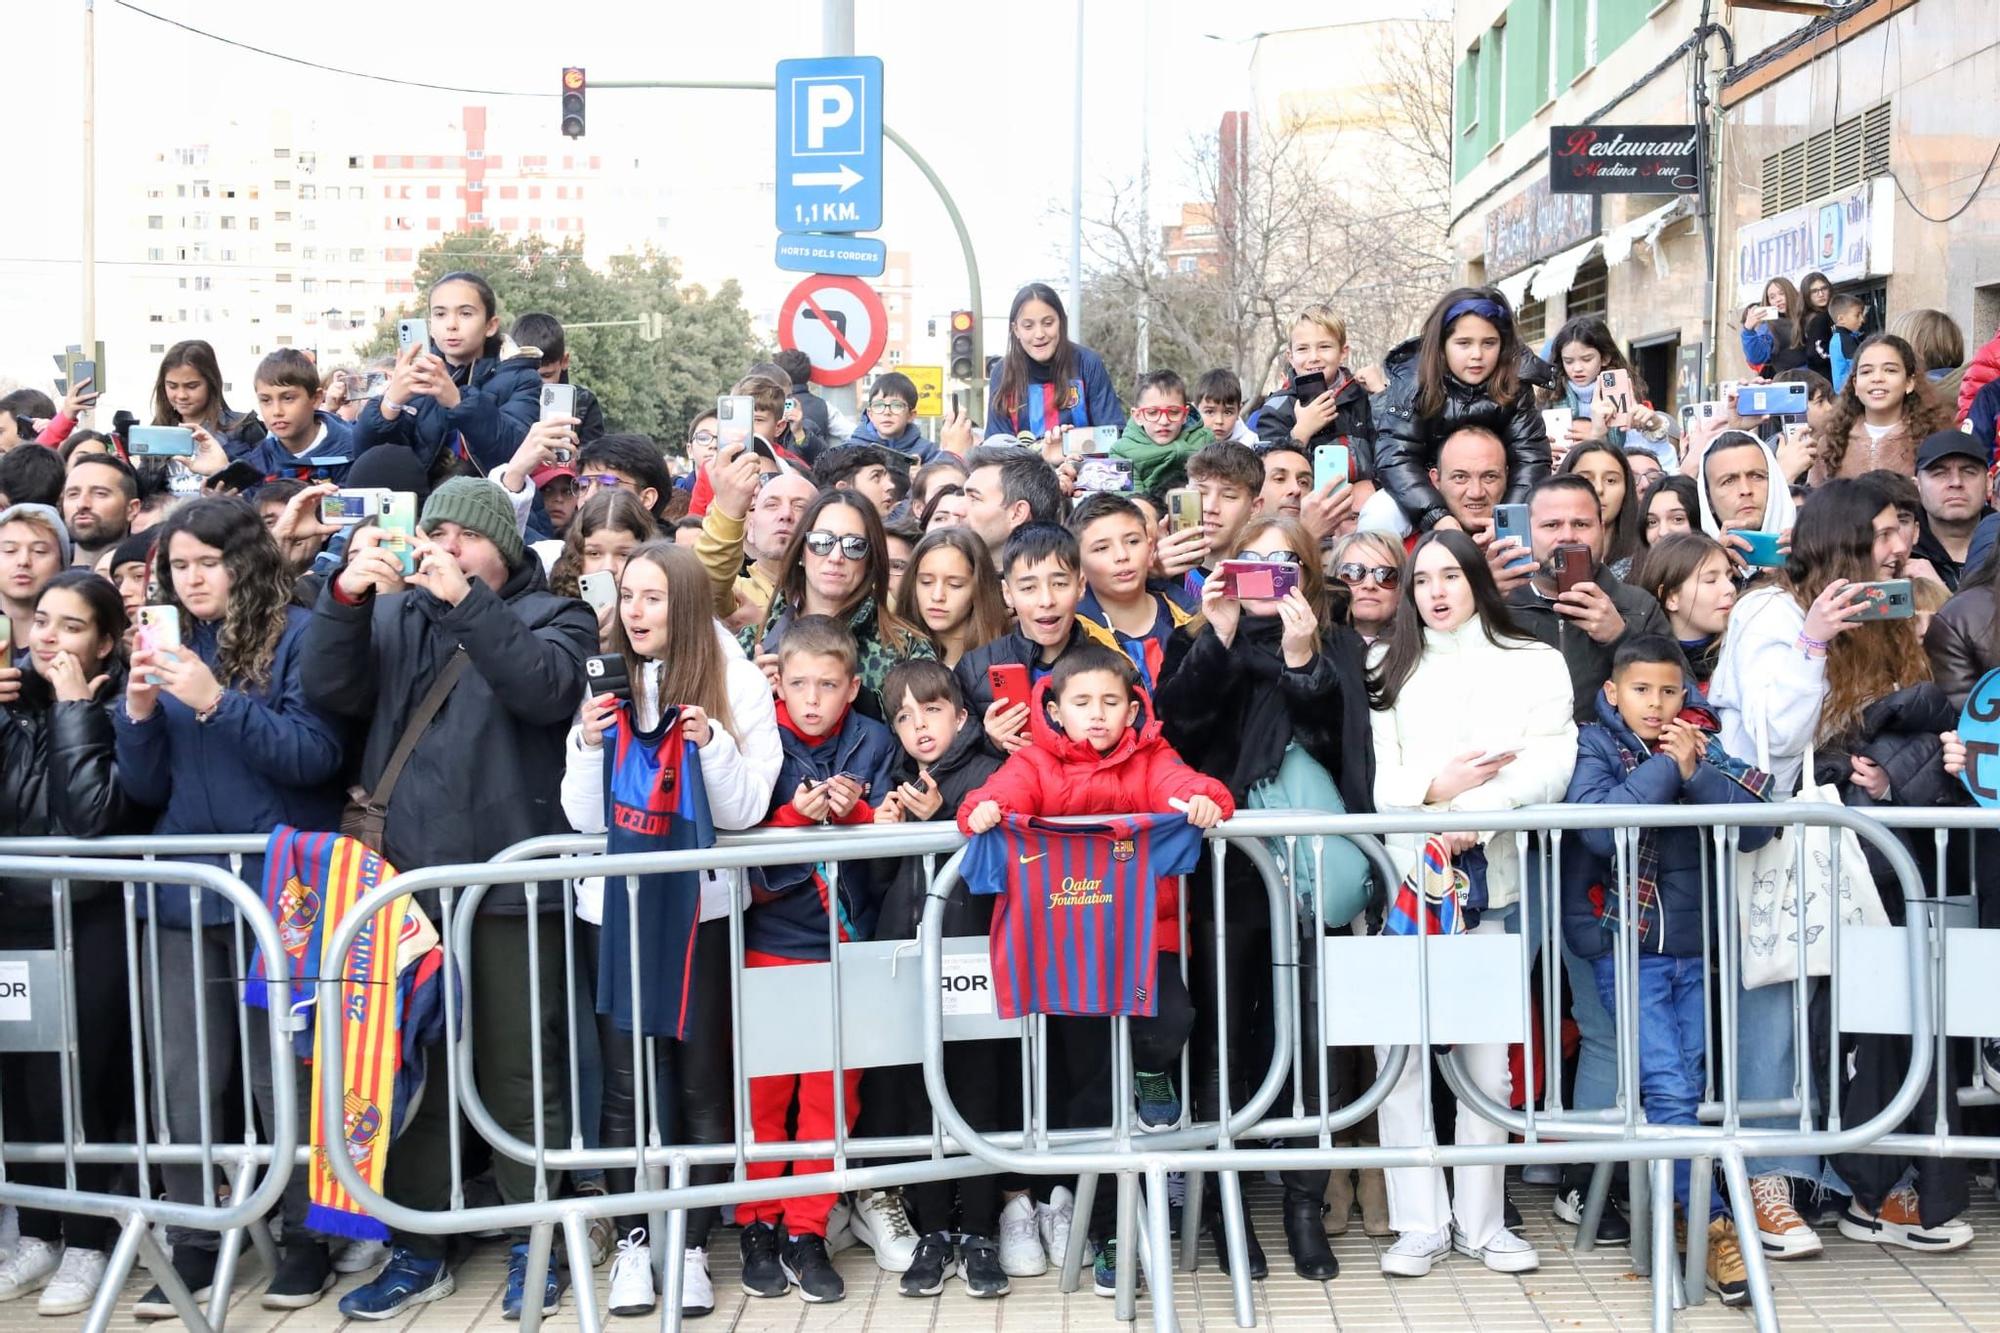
[0,0,1437,384]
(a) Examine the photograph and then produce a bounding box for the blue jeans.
[1511,854,1618,1116]
[1734,975,1845,1193]
[1593,953,1724,1219]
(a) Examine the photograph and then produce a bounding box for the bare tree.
[1076,17,1454,392]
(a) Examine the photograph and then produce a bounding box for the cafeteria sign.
[1549,125,1700,194]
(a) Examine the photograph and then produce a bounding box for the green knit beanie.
[421,476,524,569]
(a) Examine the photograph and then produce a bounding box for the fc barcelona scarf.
[601,705,717,1038]
[244,827,412,1242]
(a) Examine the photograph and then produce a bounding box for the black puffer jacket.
[1370,337,1553,530]
[1814,682,1965,920]
[874,715,1005,942]
[300,557,595,903]
[1254,373,1378,482]
[0,663,133,937]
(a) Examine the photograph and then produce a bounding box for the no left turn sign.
[777,274,888,387]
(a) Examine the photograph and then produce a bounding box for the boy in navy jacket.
[1561,635,1771,1305]
[739,614,898,1303]
[231,350,356,483]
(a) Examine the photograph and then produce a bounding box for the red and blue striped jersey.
[961,813,1203,1019]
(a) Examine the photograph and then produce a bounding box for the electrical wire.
[111,1,550,98]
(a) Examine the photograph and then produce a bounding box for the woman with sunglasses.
[1326,531,1405,644]
[1155,515,1374,1282]
[739,490,935,720]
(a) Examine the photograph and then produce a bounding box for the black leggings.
[586,917,735,1247]
[858,1042,1006,1239]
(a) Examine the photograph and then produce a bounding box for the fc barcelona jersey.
[961,813,1202,1019]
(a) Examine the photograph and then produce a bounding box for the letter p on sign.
[794,77,865,156]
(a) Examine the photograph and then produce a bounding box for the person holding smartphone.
[547,491,659,644]
[1256,306,1379,507]
[151,340,265,452]
[110,498,347,1314]
[985,283,1125,441]
[1544,318,1676,470]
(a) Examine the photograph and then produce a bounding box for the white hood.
[1695,429,1797,535]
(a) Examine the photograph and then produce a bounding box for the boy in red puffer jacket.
[959,644,1232,1293]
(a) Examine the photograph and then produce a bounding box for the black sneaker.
[133,1246,217,1320]
[958,1235,1009,1297]
[1552,1186,1632,1244]
[899,1232,952,1297]
[1504,1195,1523,1232]
[262,1242,334,1310]
[780,1233,843,1304]
[739,1222,789,1298]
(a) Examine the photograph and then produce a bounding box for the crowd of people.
[0,268,1996,1321]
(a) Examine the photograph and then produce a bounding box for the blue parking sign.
[775,56,883,235]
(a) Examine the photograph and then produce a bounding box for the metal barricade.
[0,853,296,1333]
[312,821,1304,1333]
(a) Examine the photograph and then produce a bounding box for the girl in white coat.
[1366,528,1577,1279]
[561,541,781,1317]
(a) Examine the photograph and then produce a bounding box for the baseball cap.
[531,460,579,489]
[1915,427,1988,472]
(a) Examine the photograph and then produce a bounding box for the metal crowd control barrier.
[918,805,1935,1333]
[0,852,295,1333]
[312,821,1303,1333]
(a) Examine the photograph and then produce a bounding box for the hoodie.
[1693,430,1798,537]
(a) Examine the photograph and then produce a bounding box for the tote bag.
[1737,721,1890,988]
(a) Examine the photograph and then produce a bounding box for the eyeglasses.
[1336,562,1401,587]
[868,399,913,414]
[1237,549,1301,565]
[803,530,870,560]
[1134,405,1189,424]
[690,430,718,446]
[577,474,628,491]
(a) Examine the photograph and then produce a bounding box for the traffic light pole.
[590,78,985,424]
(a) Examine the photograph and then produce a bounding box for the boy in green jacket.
[1112,369,1214,492]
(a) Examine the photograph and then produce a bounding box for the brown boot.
[1324,1169,1355,1236]
[1359,1168,1392,1237]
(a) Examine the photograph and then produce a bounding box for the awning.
[1496,265,1541,310]
[1601,195,1695,271]
[1530,237,1600,303]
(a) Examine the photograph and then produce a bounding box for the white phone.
[578,569,616,613]
[1472,747,1521,767]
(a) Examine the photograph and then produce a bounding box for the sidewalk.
[68,1177,2000,1331]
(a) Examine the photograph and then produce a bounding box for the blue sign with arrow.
[775,56,883,236]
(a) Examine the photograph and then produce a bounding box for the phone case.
[988,664,1030,713]
[1313,445,1351,492]
[579,571,617,611]
[1220,561,1301,601]
[539,383,576,420]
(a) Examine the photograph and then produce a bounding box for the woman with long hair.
[0,572,135,1313]
[1560,439,1642,575]
[151,339,264,450]
[985,283,1126,440]
[1156,515,1375,1279]
[548,491,659,648]
[1798,271,1836,379]
[1741,277,1809,375]
[1544,316,1676,467]
[740,489,936,718]
[894,526,1007,666]
[1374,286,1552,532]
[1816,333,1953,481]
[1640,474,1704,548]
[1366,528,1576,1280]
[111,496,345,1311]
[1890,308,1968,408]
[1631,532,1737,685]
[563,540,781,1316]
[353,270,543,475]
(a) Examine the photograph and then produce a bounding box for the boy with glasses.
[1113,370,1214,493]
[851,372,939,464]
[575,435,673,519]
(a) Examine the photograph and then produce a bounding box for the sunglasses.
[1135,405,1189,424]
[1237,549,1301,565]
[1336,562,1401,587]
[803,530,870,560]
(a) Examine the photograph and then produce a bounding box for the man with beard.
[59,454,141,566]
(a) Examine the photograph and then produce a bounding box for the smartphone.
[987,663,1031,716]
[716,394,754,453]
[1290,370,1328,404]
[1849,578,1915,622]
[1731,528,1785,568]
[1492,502,1533,570]
[1073,456,1134,493]
[1550,542,1594,595]
[396,318,427,356]
[539,382,576,422]
[1060,428,1091,458]
[1737,382,1809,417]
[578,569,617,612]
[137,605,181,685]
[833,771,873,799]
[783,396,799,417]
[0,615,11,652]
[378,490,418,575]
[1472,746,1521,767]
[584,652,632,701]
[1718,380,1743,409]
[1217,559,1302,602]
[319,488,388,525]
[1164,486,1200,534]
[1313,443,1352,493]
[128,425,196,457]
[71,359,97,395]
[1694,400,1730,426]
[1540,407,1573,442]
[1090,424,1121,452]
[1594,369,1635,428]
[354,369,389,400]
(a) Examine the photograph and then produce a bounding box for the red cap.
[531,461,578,488]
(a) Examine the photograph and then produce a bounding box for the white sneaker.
[332,1238,388,1275]
[680,1247,714,1318]
[823,1198,857,1255]
[1453,1225,1540,1273]
[36,1247,105,1317]
[606,1230,655,1317]
[1379,1227,1451,1278]
[1035,1186,1076,1272]
[0,1238,59,1302]
[849,1188,919,1273]
[998,1194,1047,1278]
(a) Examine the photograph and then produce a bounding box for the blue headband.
[1444,297,1510,328]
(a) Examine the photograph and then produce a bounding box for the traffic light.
[948,310,975,381]
[561,67,586,139]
